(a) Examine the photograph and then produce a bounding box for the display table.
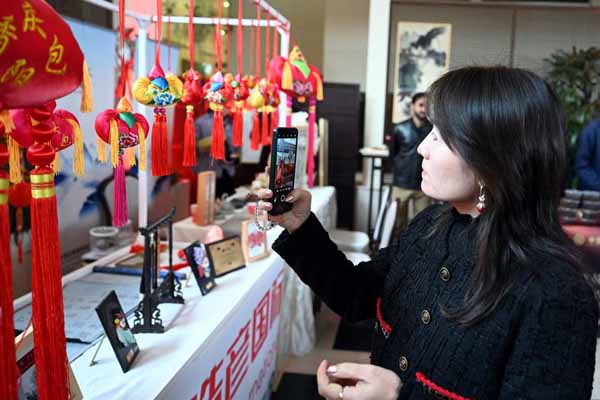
[172,186,337,359]
[67,244,285,400]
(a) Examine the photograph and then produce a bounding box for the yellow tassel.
[127,147,136,167]
[96,135,106,163]
[109,119,119,168]
[0,110,15,132]
[80,60,94,113]
[65,119,85,177]
[314,72,324,101]
[137,124,146,172]
[53,152,61,174]
[8,136,22,183]
[282,62,293,91]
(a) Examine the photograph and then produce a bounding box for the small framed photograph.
[205,236,246,278]
[95,291,139,373]
[241,220,269,263]
[15,325,83,400]
[183,241,217,295]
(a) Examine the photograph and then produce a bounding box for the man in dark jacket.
[389,92,432,228]
[575,118,600,191]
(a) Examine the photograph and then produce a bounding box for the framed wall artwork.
[391,22,452,123]
[241,221,269,263]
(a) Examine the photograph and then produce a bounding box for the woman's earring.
[476,182,486,214]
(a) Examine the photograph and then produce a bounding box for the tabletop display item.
[132,208,183,334]
[183,241,217,295]
[195,171,216,225]
[95,290,140,373]
[15,325,83,400]
[241,220,269,263]
[205,235,246,277]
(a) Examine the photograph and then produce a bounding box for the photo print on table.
[183,241,217,295]
[205,236,246,277]
[95,290,139,373]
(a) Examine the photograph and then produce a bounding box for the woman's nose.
[417,137,428,159]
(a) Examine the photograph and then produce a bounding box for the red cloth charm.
[95,97,149,227]
[203,71,232,160]
[0,0,92,112]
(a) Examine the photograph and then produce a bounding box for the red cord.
[415,372,473,400]
[376,297,392,336]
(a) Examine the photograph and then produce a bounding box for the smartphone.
[268,127,299,215]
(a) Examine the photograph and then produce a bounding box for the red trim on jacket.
[416,372,473,400]
[376,297,392,337]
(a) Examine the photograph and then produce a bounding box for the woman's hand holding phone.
[256,167,312,234]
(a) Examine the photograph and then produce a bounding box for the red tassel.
[182,105,197,167]
[151,108,171,176]
[261,110,269,146]
[171,102,186,171]
[233,104,243,147]
[307,97,316,187]
[269,109,279,144]
[29,167,70,400]
[0,168,18,400]
[211,110,225,160]
[251,110,261,151]
[286,96,293,127]
[113,157,128,227]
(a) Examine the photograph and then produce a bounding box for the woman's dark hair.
[428,66,586,326]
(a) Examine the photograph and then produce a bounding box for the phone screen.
[274,136,297,192]
[269,128,298,215]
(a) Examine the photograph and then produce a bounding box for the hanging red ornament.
[133,0,183,176]
[269,45,324,186]
[95,97,149,227]
[0,129,18,400]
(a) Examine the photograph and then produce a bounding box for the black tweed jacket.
[272,204,598,400]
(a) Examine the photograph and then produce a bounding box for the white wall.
[323,0,370,91]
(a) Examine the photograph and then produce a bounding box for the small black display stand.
[131,207,183,334]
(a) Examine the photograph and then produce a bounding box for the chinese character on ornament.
[200,360,224,400]
[45,35,67,74]
[252,292,270,362]
[22,1,46,39]
[0,16,17,55]
[226,321,251,400]
[1,59,35,87]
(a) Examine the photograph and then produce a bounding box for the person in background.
[258,66,598,399]
[193,109,240,198]
[575,118,600,191]
[389,92,433,230]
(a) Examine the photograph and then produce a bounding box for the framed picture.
[183,241,217,295]
[15,325,83,400]
[241,220,269,263]
[95,290,139,373]
[392,21,452,123]
[205,236,246,277]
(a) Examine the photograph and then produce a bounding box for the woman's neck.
[451,201,480,218]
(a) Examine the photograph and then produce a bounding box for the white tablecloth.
[68,245,285,399]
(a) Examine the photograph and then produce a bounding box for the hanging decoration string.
[255,3,262,78]
[228,26,233,73]
[155,0,162,65]
[264,12,271,73]
[237,0,243,75]
[167,16,172,71]
[118,0,126,98]
[272,18,279,59]
[216,0,223,71]
[189,0,195,68]
[212,17,218,70]
[249,13,255,76]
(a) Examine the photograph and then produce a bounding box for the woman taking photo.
[258,66,599,399]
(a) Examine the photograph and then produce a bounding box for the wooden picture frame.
[241,220,269,263]
[205,236,246,277]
